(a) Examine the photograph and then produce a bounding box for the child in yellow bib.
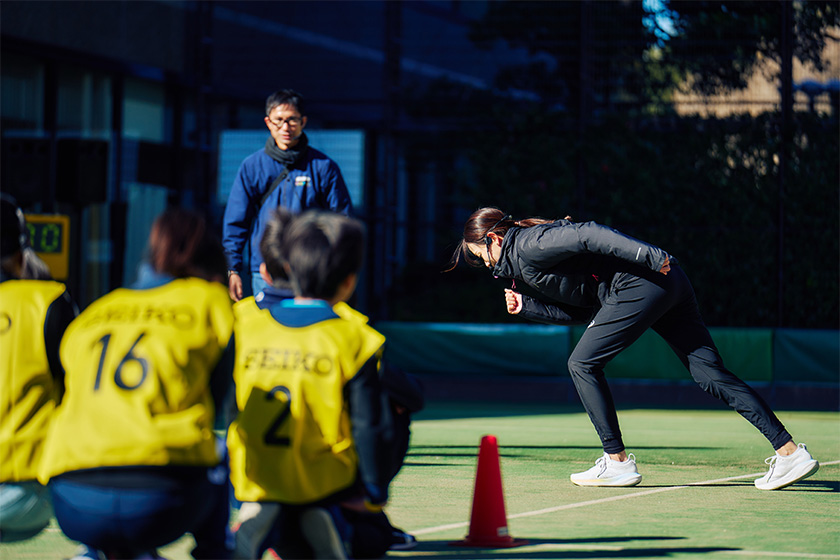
[0,195,78,542]
[227,209,398,559]
[39,209,235,559]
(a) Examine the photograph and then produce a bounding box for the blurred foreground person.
[39,208,235,559]
[228,210,410,559]
[0,195,78,541]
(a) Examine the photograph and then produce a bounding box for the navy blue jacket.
[222,143,353,274]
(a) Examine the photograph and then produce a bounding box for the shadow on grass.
[681,478,838,491]
[776,478,839,492]
[406,445,724,461]
[408,445,723,452]
[398,536,739,558]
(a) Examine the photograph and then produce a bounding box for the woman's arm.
[506,289,593,325]
[520,221,673,274]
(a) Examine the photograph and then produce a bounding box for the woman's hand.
[504,289,523,314]
[659,257,671,275]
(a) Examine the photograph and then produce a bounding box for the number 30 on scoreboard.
[24,214,70,280]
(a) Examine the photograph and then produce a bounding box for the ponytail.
[446,207,562,271]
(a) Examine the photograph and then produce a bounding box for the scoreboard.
[24,214,70,280]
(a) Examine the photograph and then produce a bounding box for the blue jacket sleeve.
[322,159,353,216]
[222,162,257,272]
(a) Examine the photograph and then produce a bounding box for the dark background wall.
[2,0,837,329]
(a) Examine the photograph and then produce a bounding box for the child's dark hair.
[259,208,294,283]
[147,208,227,283]
[277,210,365,300]
[1,194,52,280]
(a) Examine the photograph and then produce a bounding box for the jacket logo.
[295,176,311,188]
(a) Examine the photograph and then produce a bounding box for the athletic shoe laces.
[596,454,609,476]
[764,455,778,477]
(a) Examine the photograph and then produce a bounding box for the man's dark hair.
[282,211,365,300]
[265,89,305,116]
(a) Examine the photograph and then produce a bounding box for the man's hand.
[659,257,671,276]
[228,272,243,301]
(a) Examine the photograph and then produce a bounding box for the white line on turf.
[728,552,840,559]
[412,459,840,537]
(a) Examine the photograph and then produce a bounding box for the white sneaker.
[754,443,819,490]
[571,453,642,487]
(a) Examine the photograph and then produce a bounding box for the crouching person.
[0,195,78,542]
[37,209,235,559]
[227,210,399,559]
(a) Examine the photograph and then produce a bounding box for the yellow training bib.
[39,278,233,483]
[227,300,384,504]
[0,280,68,482]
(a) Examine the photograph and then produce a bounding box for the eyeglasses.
[267,116,303,128]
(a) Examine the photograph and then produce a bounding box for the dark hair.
[1,194,52,280]
[147,208,227,282]
[259,208,294,283]
[265,89,305,116]
[1,194,28,259]
[280,210,365,300]
[447,206,554,270]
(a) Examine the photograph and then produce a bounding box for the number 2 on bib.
[264,385,292,446]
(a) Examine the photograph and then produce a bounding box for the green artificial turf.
[2,402,837,560]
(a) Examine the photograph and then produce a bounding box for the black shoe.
[389,527,418,551]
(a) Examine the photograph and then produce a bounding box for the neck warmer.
[264,132,309,168]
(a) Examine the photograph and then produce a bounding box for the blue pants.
[50,465,231,559]
[567,264,792,454]
[251,274,268,300]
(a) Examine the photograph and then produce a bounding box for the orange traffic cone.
[450,434,528,548]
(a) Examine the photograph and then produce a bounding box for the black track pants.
[567,265,792,454]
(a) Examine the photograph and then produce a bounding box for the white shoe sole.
[570,472,643,487]
[755,459,819,490]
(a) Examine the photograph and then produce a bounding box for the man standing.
[222,89,353,301]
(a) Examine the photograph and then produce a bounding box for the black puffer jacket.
[491,220,673,324]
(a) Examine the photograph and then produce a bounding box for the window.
[1,54,45,133]
[123,78,166,142]
[57,66,112,138]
